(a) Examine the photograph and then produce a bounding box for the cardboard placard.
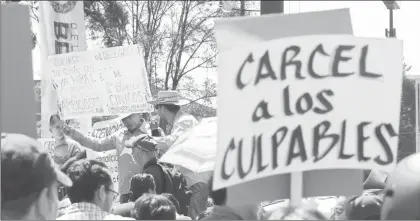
[46,45,153,119]
[215,35,402,189]
[214,9,365,206]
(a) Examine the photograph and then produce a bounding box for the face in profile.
[50,116,65,139]
[104,183,118,212]
[122,114,143,133]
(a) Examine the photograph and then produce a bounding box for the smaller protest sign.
[214,35,403,191]
[47,45,153,119]
[89,117,125,138]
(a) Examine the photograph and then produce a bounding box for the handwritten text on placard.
[214,35,403,190]
[47,45,153,119]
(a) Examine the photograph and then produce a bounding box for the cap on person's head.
[345,195,382,220]
[125,134,157,151]
[1,133,73,206]
[381,152,420,220]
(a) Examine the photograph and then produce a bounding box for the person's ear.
[34,184,58,220]
[97,185,107,201]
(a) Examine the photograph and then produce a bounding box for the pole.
[416,82,419,153]
[240,0,245,16]
[260,0,284,15]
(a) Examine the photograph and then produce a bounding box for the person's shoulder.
[104,213,135,220]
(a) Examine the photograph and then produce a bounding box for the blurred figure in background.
[1,133,73,220]
[381,152,420,220]
[57,159,133,220]
[131,194,177,220]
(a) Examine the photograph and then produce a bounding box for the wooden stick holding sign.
[290,172,303,207]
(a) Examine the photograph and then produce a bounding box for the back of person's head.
[344,195,383,220]
[66,159,117,212]
[49,113,61,127]
[268,206,327,220]
[161,193,180,214]
[130,173,156,202]
[381,152,420,220]
[132,194,176,220]
[1,133,72,220]
[208,175,227,206]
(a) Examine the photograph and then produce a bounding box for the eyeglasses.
[106,188,119,200]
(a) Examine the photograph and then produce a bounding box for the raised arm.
[154,118,196,154]
[64,126,117,152]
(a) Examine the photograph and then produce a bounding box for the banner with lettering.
[39,1,90,137]
[46,45,153,119]
[89,118,125,138]
[213,35,403,190]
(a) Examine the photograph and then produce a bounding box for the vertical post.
[260,0,284,15]
[240,0,245,16]
[389,9,395,37]
[416,82,419,152]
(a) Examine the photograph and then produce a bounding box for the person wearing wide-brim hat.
[148,91,212,220]
[61,111,150,204]
[147,91,197,154]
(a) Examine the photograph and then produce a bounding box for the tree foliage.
[398,61,415,161]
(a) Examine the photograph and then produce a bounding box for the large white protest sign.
[46,45,153,119]
[214,35,403,190]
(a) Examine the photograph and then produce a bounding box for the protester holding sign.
[62,113,149,203]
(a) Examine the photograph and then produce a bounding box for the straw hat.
[148,91,190,106]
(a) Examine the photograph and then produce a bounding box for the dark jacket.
[143,157,175,194]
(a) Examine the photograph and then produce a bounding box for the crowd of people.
[2,90,420,220]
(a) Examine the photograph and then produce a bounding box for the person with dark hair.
[125,134,192,217]
[1,133,73,220]
[61,112,150,204]
[131,194,176,220]
[49,114,85,168]
[57,159,133,220]
[162,193,192,220]
[268,206,328,220]
[111,173,157,218]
